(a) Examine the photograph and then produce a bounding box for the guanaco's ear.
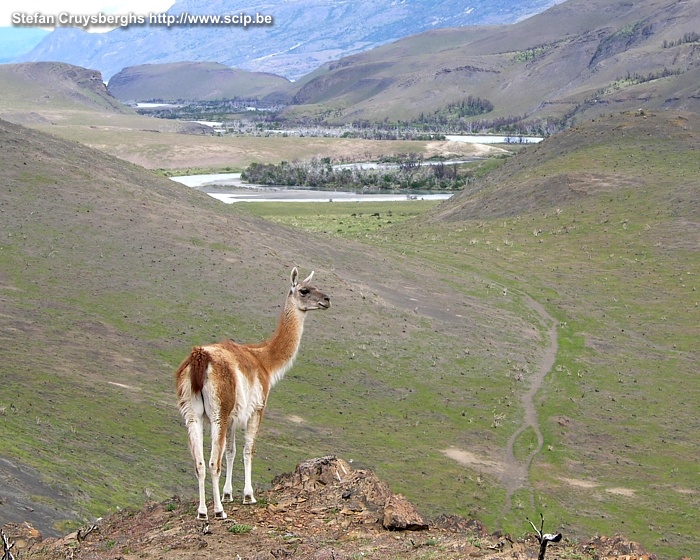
[303,271,315,284]
[291,267,299,287]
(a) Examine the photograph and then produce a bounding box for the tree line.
[241,156,471,191]
[663,32,700,48]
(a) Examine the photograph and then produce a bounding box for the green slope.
[392,112,699,557]
[240,110,700,558]
[1,109,698,557]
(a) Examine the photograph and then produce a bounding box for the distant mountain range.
[280,0,700,124]
[5,0,699,128]
[103,0,700,127]
[12,0,563,80]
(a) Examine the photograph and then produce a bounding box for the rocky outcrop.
[272,456,428,531]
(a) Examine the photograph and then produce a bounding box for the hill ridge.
[107,61,291,102]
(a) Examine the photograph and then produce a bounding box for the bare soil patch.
[441,447,504,477]
[606,488,636,497]
[0,459,74,539]
[559,477,600,489]
[558,479,637,498]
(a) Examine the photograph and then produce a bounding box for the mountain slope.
[107,61,290,101]
[0,116,343,535]
[377,110,700,557]
[0,62,133,115]
[283,0,700,124]
[16,0,563,80]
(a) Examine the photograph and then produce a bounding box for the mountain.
[0,27,50,63]
[0,61,215,135]
[0,61,134,115]
[107,61,290,102]
[22,0,698,128]
[15,0,563,81]
[282,0,700,124]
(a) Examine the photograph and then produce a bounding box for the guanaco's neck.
[258,298,306,385]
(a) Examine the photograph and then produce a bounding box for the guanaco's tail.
[175,346,210,398]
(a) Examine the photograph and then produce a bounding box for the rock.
[433,514,488,535]
[583,534,653,559]
[273,456,428,531]
[285,456,353,491]
[382,494,429,531]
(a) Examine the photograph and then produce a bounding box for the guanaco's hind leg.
[209,417,228,519]
[242,408,263,504]
[185,397,208,520]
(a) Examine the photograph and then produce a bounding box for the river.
[445,134,543,144]
[171,172,454,203]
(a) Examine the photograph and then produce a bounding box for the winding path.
[499,294,559,516]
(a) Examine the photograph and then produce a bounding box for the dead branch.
[1,529,15,560]
[527,513,563,560]
[76,524,99,543]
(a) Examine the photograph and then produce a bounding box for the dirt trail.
[499,293,559,515]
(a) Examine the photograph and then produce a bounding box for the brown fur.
[188,346,210,395]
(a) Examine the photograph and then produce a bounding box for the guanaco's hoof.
[214,510,227,519]
[243,495,257,505]
[197,512,208,521]
[223,493,233,502]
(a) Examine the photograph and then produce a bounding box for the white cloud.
[4,1,175,31]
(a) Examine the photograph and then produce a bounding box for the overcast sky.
[4,1,176,30]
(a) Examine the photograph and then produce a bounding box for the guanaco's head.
[289,267,331,311]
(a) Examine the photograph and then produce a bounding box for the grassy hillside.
[106,62,291,102]
[283,0,700,124]
[239,111,700,558]
[422,114,699,559]
[0,117,527,537]
[1,106,698,557]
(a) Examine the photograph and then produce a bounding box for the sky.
[4,1,176,31]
